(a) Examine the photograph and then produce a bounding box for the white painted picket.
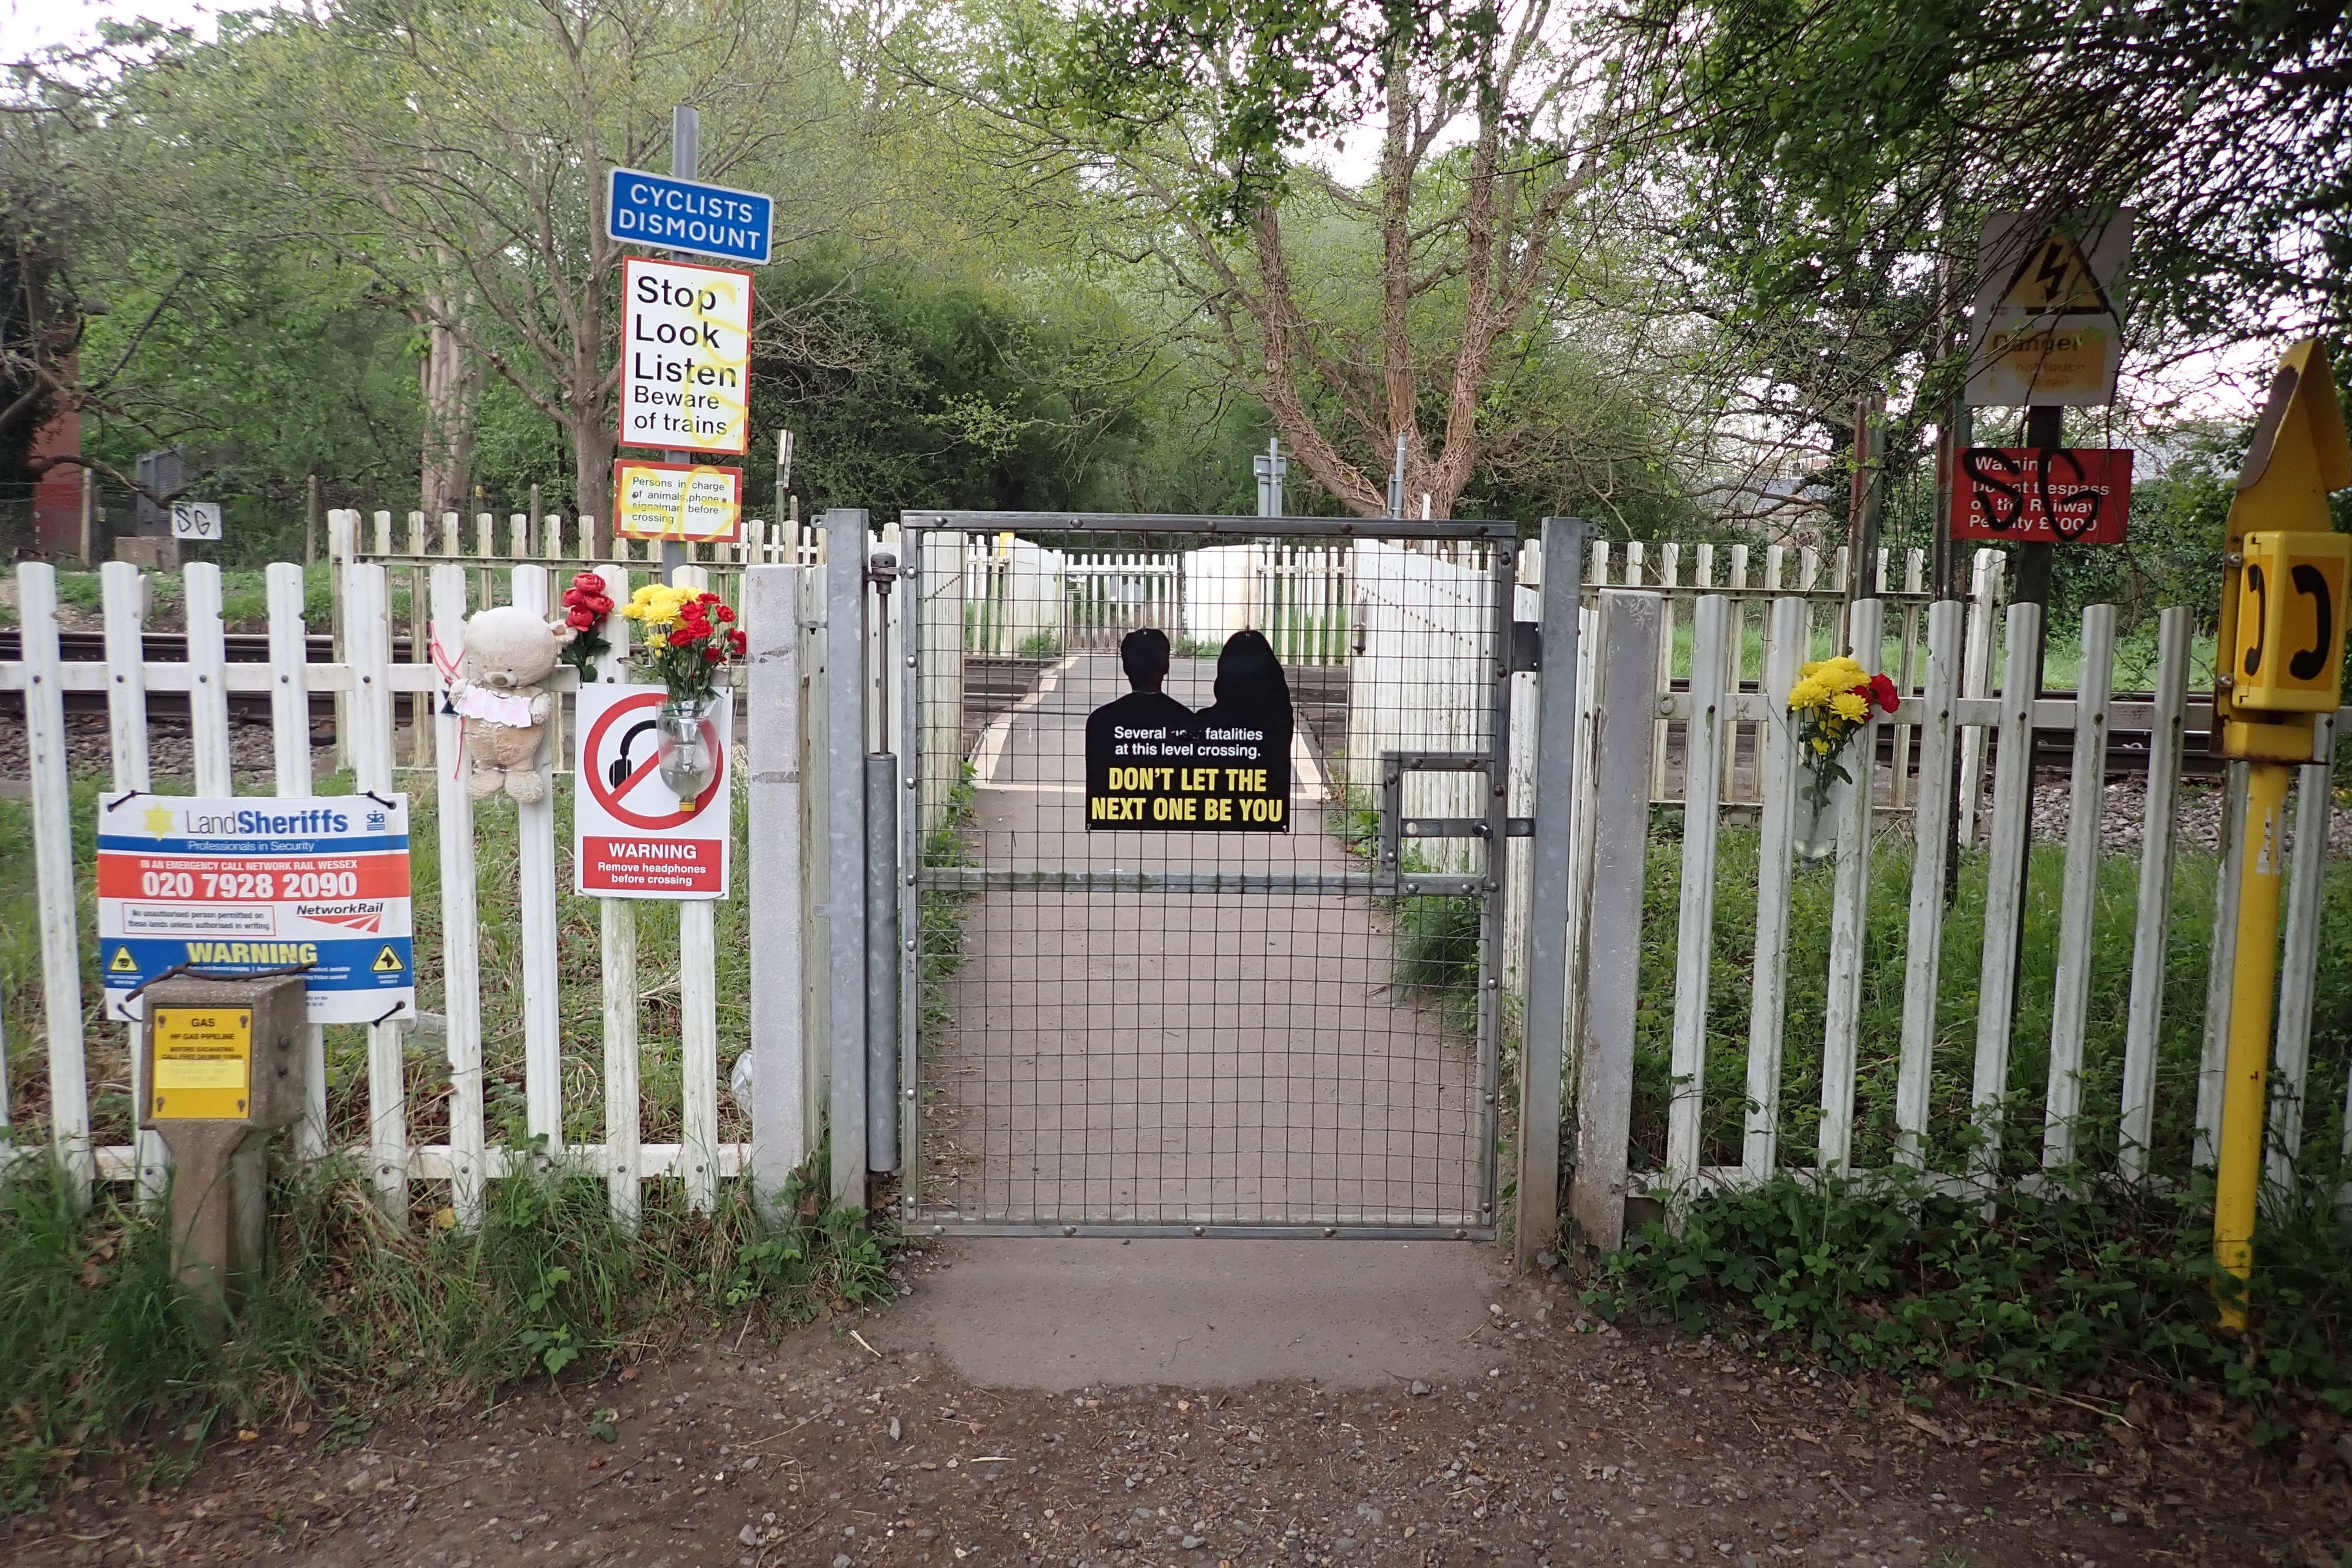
[1611,586,2350,1206]
[1,519,763,1221]
[10,520,2349,1236]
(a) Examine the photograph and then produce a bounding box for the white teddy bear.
[447,604,576,804]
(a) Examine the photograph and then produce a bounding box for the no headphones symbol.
[581,691,724,831]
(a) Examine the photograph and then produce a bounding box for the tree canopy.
[0,0,2341,559]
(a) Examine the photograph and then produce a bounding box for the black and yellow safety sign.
[372,945,406,974]
[1083,628,1294,833]
[149,1006,252,1120]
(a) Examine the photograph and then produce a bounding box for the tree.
[1614,0,2352,457]
[935,0,1659,520]
[173,0,860,514]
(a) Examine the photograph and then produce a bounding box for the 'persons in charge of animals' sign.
[1084,628,1293,831]
[97,794,416,1025]
[619,256,751,457]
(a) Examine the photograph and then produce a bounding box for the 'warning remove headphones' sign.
[574,684,733,900]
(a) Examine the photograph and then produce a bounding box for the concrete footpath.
[883,1237,1503,1390]
[906,648,1506,1392]
[926,651,1485,1232]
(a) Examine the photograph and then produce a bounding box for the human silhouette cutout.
[1085,628,1198,800]
[1192,628,1292,809]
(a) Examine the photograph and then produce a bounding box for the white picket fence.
[960,536,1354,664]
[9,519,2344,1236]
[1,539,760,1223]
[1587,584,2345,1199]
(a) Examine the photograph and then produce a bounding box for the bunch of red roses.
[556,571,615,676]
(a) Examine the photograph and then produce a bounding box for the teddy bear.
[447,604,576,804]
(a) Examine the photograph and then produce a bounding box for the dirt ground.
[7,1248,2348,1568]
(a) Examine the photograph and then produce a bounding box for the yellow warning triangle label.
[109,946,139,974]
[1994,230,2114,316]
[372,946,406,974]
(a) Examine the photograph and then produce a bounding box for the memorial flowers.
[620,583,746,704]
[619,583,745,810]
[1785,656,1899,860]
[556,572,615,677]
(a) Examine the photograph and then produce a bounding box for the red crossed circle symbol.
[581,691,724,831]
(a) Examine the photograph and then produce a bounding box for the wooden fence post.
[1569,589,1659,1252]
[747,564,809,1216]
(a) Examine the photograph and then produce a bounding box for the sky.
[4,0,240,54]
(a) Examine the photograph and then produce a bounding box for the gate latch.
[1377,750,1496,895]
[1509,620,1542,673]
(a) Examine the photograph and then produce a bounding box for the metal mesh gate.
[897,514,1518,1238]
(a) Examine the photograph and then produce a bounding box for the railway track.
[4,637,2236,780]
[0,629,414,725]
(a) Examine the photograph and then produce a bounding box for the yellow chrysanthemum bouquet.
[1785,656,1900,857]
[616,580,746,811]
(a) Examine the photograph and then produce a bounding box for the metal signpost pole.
[660,105,700,589]
[1999,400,2063,1002]
[1253,437,1286,519]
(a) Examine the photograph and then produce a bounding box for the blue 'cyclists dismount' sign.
[606,168,773,266]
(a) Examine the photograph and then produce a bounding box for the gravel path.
[5,1257,2343,1567]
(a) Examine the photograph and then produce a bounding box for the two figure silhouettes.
[1084,626,1294,807]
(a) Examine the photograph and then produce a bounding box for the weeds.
[918,764,979,1048]
[1586,1168,2352,1424]
[1394,894,1482,1036]
[0,1152,891,1514]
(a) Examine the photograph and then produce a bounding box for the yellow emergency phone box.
[2232,530,2352,713]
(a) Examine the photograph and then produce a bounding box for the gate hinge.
[1509,620,1542,673]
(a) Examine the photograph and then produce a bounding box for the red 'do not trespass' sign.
[1951,446,2134,544]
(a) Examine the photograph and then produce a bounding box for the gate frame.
[891,510,1537,1242]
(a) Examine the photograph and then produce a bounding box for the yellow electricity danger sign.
[2233,531,2352,713]
[149,1006,252,1121]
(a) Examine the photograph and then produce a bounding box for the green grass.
[1626,813,2352,1181]
[917,765,978,1051]
[0,1152,888,1514]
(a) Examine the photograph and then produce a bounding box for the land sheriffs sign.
[1951,446,2134,544]
[574,685,734,898]
[1966,212,2132,407]
[98,795,415,1024]
[619,256,751,457]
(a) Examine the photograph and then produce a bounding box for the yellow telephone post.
[2210,339,2352,1330]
